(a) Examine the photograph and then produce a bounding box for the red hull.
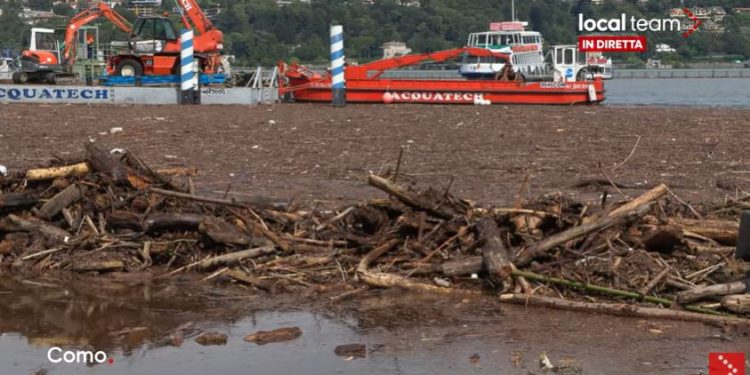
[284,78,605,105]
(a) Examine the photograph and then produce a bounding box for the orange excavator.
[14,0,223,83]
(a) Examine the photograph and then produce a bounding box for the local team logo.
[709,353,745,375]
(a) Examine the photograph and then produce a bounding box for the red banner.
[709,353,745,375]
[578,35,647,52]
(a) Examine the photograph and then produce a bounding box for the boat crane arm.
[346,47,510,80]
[63,1,132,65]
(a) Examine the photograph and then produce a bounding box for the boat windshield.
[469,32,541,49]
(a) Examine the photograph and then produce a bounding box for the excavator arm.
[346,47,510,80]
[62,1,132,65]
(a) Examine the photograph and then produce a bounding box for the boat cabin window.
[564,48,574,65]
[477,34,488,47]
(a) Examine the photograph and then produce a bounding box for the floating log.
[358,239,462,294]
[199,216,254,246]
[441,256,482,276]
[670,218,739,246]
[71,260,125,273]
[36,184,84,220]
[244,327,302,345]
[514,203,653,267]
[0,193,39,211]
[335,343,367,358]
[721,294,750,313]
[513,184,668,266]
[676,281,747,304]
[6,214,71,243]
[224,269,276,291]
[368,174,454,220]
[499,293,750,326]
[194,332,228,346]
[609,184,668,216]
[196,246,276,270]
[25,162,89,181]
[106,210,144,231]
[144,213,206,233]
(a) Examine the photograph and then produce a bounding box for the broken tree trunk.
[36,184,84,220]
[25,162,89,181]
[85,142,129,184]
[367,174,454,220]
[669,218,739,246]
[721,294,750,314]
[476,217,512,287]
[676,281,747,304]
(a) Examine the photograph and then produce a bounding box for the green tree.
[0,0,28,50]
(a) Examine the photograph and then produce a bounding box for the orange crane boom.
[174,0,216,34]
[346,47,510,80]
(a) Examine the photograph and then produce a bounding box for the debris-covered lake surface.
[2,105,750,374]
[1,275,747,375]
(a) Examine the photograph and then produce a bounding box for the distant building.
[702,19,724,32]
[733,8,750,14]
[691,7,710,19]
[380,41,411,59]
[655,43,676,53]
[275,0,311,6]
[396,0,420,7]
[674,7,727,32]
[127,0,162,7]
[126,0,161,16]
[20,8,61,25]
[710,6,726,21]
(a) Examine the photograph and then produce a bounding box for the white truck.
[0,57,17,81]
[550,45,613,82]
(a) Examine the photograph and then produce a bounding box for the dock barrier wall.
[0,85,278,105]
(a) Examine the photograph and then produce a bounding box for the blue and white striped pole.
[180,29,200,104]
[330,25,346,107]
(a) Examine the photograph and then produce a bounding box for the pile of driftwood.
[1,144,748,325]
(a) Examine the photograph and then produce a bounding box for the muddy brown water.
[0,275,748,375]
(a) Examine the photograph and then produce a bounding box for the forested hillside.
[1,0,749,65]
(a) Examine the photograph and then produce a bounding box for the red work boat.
[278,47,605,105]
